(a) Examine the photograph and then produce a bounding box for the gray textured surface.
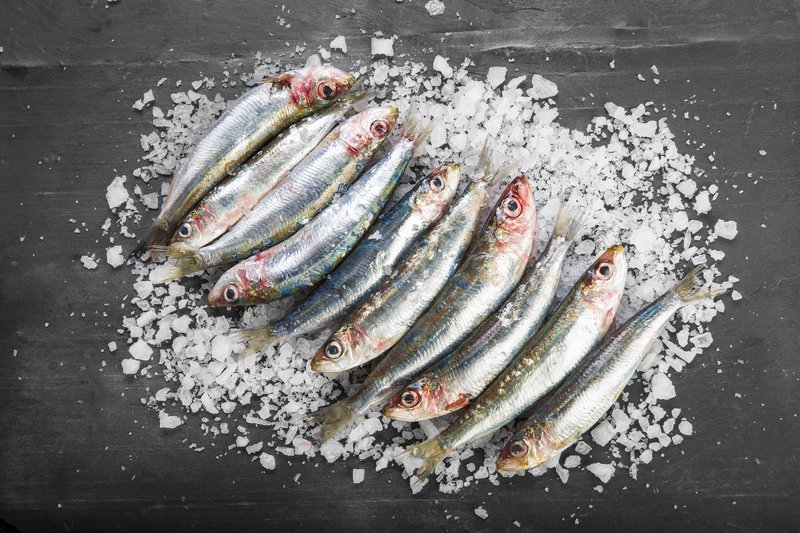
[0,1,798,531]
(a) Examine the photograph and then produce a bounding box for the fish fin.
[129,221,171,259]
[474,138,520,186]
[672,265,727,304]
[228,327,282,362]
[147,244,197,260]
[308,398,358,443]
[401,438,448,485]
[337,76,374,107]
[150,258,202,284]
[444,394,471,413]
[262,71,294,88]
[552,203,586,243]
[397,111,433,150]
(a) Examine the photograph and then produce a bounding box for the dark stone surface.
[0,1,797,531]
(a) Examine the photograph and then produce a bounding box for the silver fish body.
[496,266,722,471]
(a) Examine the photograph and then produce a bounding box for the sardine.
[207,113,411,307]
[231,159,459,355]
[383,204,584,421]
[403,244,627,485]
[155,106,398,282]
[134,65,355,254]
[310,166,538,443]
[496,266,724,472]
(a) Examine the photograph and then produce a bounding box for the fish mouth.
[495,455,532,473]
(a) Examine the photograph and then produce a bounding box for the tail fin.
[228,326,282,362]
[151,257,203,284]
[672,265,727,305]
[399,437,448,489]
[308,398,358,443]
[552,204,586,243]
[397,112,433,151]
[129,221,171,259]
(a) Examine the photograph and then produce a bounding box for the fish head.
[382,378,447,421]
[208,259,277,307]
[412,163,462,222]
[170,208,214,249]
[338,106,399,156]
[274,65,355,110]
[496,424,552,472]
[579,244,627,320]
[310,324,366,372]
[489,175,537,249]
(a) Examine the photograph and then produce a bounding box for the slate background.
[0,1,798,531]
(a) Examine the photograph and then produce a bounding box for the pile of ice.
[94,48,738,494]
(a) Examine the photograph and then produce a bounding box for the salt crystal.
[246,441,263,454]
[129,339,153,361]
[80,255,98,270]
[678,420,693,436]
[330,35,347,54]
[714,219,738,240]
[694,190,711,214]
[319,439,344,463]
[486,66,507,89]
[171,315,192,333]
[590,420,615,446]
[158,410,183,429]
[352,468,365,484]
[474,506,488,519]
[121,358,140,375]
[211,335,233,361]
[527,74,558,99]
[259,452,276,470]
[676,179,697,198]
[432,55,453,78]
[586,463,615,483]
[371,38,394,57]
[106,176,129,209]
[105,245,125,268]
[650,372,676,400]
[155,387,169,402]
[731,290,742,301]
[107,341,117,352]
[563,455,581,468]
[690,332,713,348]
[425,0,445,16]
[574,441,592,455]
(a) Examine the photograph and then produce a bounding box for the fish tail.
[151,257,203,284]
[398,111,433,150]
[400,437,448,486]
[129,221,171,259]
[672,265,727,304]
[228,326,282,362]
[308,398,357,443]
[552,203,586,242]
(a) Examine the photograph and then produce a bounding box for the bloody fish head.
[490,175,537,247]
[412,163,462,222]
[382,378,448,421]
[496,424,553,472]
[208,260,277,307]
[310,324,366,372]
[272,65,356,110]
[580,244,627,320]
[338,106,399,157]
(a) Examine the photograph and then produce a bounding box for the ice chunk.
[586,463,615,483]
[486,66,507,89]
[371,38,394,57]
[432,55,453,78]
[129,339,153,361]
[330,35,347,54]
[425,0,445,16]
[650,372,676,400]
[121,358,140,375]
[106,176,129,209]
[352,468,365,484]
[158,410,183,429]
[527,74,558,99]
[714,219,738,240]
[106,245,125,268]
[259,452,276,470]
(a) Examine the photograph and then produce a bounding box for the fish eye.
[509,440,528,457]
[324,340,342,359]
[429,176,445,192]
[223,284,240,303]
[178,222,193,239]
[400,389,420,408]
[370,120,388,138]
[502,196,522,218]
[595,262,614,280]
[317,81,337,99]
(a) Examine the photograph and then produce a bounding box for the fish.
[166,93,369,252]
[310,165,538,443]
[496,266,725,472]
[309,164,482,374]
[401,244,627,485]
[207,113,414,308]
[230,159,459,356]
[153,106,399,282]
[133,65,356,255]
[383,204,585,422]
